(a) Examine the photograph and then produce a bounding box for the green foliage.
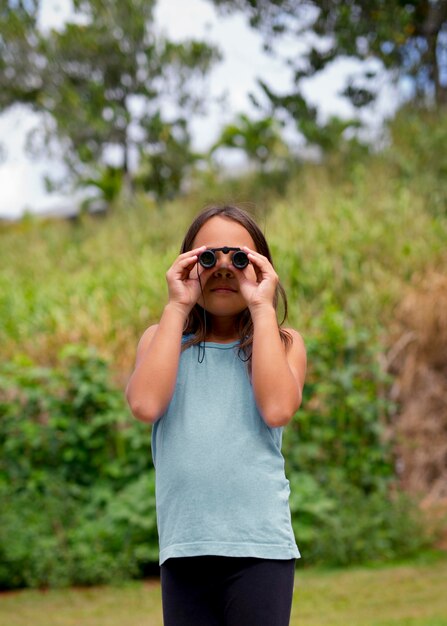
[0,326,434,587]
[299,116,363,154]
[0,1,40,112]
[278,303,435,565]
[0,107,446,587]
[385,106,447,216]
[0,346,151,491]
[0,477,157,588]
[211,113,289,168]
[284,301,394,492]
[134,115,201,201]
[289,476,434,566]
[0,346,157,588]
[316,486,433,566]
[80,166,124,206]
[255,79,365,152]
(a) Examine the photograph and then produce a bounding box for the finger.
[193,264,214,283]
[177,245,207,261]
[176,255,200,270]
[245,248,276,276]
[242,247,272,269]
[241,251,265,281]
[173,248,207,274]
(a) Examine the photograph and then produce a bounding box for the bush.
[0,331,435,588]
[284,300,395,491]
[289,475,434,566]
[0,475,158,588]
[0,345,157,589]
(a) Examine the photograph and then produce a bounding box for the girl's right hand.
[165,246,208,314]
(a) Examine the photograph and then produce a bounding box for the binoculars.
[198,247,249,270]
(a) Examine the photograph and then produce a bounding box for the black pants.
[160,555,296,626]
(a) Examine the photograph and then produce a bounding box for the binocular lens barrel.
[198,250,216,268]
[232,250,249,269]
[198,249,249,269]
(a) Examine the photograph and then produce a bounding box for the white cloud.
[38,0,75,31]
[0,106,73,219]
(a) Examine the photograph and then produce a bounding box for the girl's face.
[192,216,257,317]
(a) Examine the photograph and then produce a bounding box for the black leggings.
[160,555,296,626]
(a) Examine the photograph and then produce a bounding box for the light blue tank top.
[151,337,300,565]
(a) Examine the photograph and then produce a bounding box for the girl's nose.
[213,264,234,279]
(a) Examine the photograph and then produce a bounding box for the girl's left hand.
[236,246,279,311]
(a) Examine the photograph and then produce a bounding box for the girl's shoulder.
[134,324,159,365]
[139,324,159,344]
[283,327,306,349]
[282,327,307,386]
[136,327,192,359]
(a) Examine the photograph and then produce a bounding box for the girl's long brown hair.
[181,204,291,360]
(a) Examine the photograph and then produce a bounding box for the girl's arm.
[125,305,185,424]
[240,247,307,428]
[125,245,207,424]
[251,308,306,428]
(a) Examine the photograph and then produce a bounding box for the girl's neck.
[205,317,239,343]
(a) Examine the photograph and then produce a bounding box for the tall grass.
[1,146,445,383]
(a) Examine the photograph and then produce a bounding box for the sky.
[0,0,398,219]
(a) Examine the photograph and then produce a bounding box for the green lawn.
[1,557,447,626]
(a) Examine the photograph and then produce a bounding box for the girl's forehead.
[193,216,256,248]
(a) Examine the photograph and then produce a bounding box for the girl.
[126,204,307,626]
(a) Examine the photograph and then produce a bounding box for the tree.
[209,0,447,146]
[0,1,41,110]
[134,113,201,201]
[0,0,220,199]
[210,112,289,169]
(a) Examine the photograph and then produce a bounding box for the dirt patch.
[385,272,447,507]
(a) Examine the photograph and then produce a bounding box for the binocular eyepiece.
[199,247,249,270]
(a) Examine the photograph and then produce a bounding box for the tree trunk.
[122,129,134,196]
[422,0,447,106]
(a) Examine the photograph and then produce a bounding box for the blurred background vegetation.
[1,0,447,589]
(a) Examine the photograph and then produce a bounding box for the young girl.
[126,204,307,626]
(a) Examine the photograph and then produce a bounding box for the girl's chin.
[197,295,248,316]
[202,306,248,318]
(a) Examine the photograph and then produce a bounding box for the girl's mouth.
[211,285,237,293]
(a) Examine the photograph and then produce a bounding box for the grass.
[1,556,447,626]
[0,149,446,385]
